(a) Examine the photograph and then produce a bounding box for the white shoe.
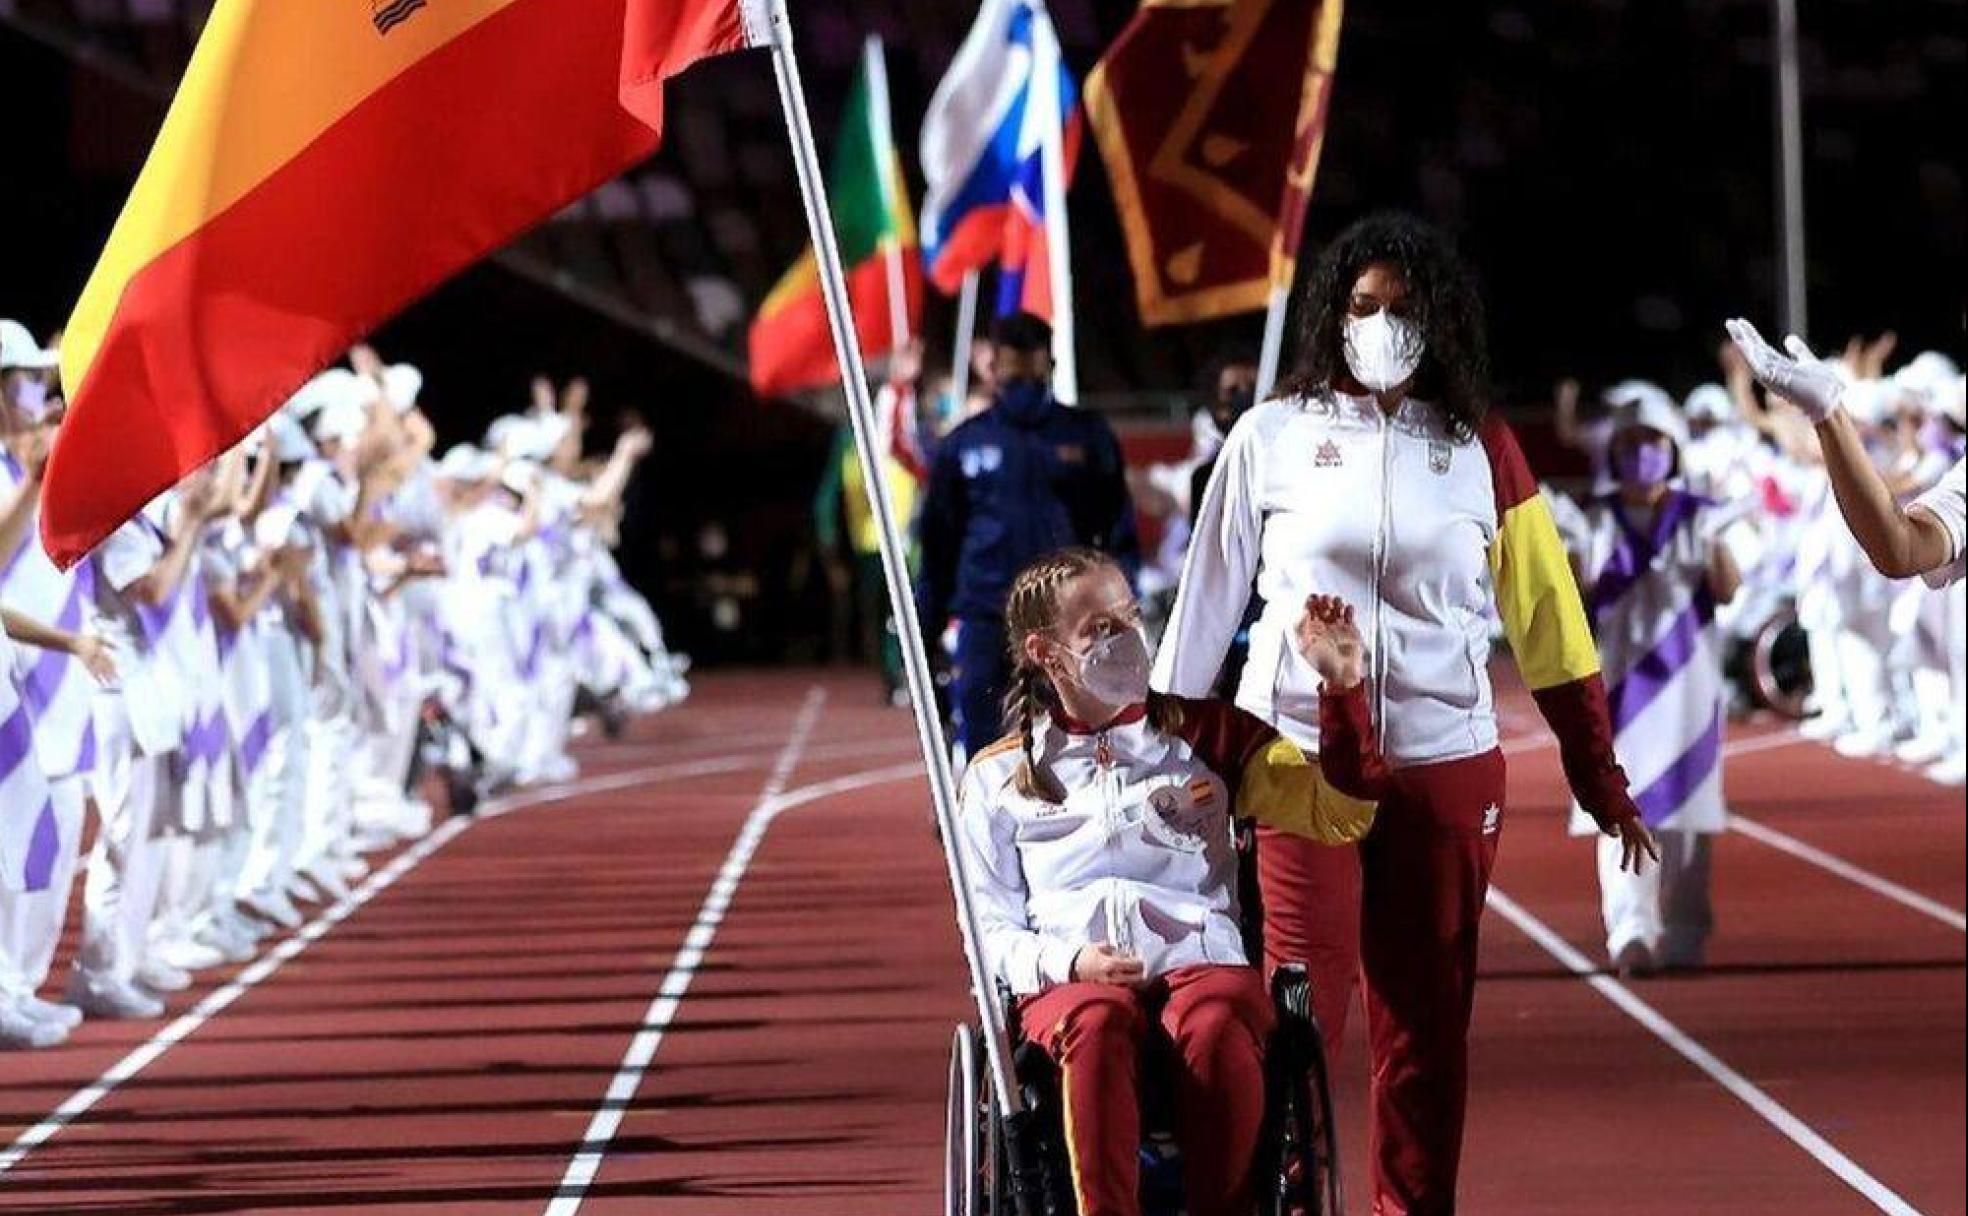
[13,994,84,1030]
[65,974,165,1021]
[154,936,227,974]
[1925,754,1967,787]
[0,1001,68,1050]
[1833,730,1893,759]
[540,755,579,784]
[196,918,257,966]
[241,886,304,931]
[1800,714,1849,742]
[300,859,351,903]
[1896,735,1950,767]
[336,852,371,882]
[135,959,192,995]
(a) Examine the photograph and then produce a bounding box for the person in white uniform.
[1563,398,1741,973]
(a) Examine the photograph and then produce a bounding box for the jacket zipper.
[1094,730,1131,955]
[1372,407,1394,737]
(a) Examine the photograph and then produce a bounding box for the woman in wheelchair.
[953,548,1374,1216]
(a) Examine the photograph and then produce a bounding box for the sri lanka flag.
[42,0,767,567]
[918,0,1080,319]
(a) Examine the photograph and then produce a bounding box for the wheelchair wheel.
[945,1024,1007,1215]
[1266,971,1344,1216]
[1748,608,1812,720]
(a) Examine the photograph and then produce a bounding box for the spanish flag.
[747,37,921,399]
[42,0,765,567]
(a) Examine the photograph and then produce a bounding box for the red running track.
[0,669,1960,1214]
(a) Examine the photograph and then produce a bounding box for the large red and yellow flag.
[43,0,765,566]
[1084,0,1342,327]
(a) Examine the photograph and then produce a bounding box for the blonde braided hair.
[1000,548,1180,802]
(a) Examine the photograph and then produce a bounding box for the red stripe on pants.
[1255,828,1362,1046]
[1360,748,1505,1216]
[1019,964,1276,1216]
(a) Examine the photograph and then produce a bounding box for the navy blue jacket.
[915,391,1141,635]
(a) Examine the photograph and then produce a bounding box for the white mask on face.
[1342,310,1425,393]
[1066,627,1153,711]
[7,377,49,423]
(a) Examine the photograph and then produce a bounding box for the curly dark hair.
[1274,211,1492,439]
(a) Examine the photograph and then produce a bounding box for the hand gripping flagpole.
[758,0,1028,1139]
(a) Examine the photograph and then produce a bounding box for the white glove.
[1725,318,1844,423]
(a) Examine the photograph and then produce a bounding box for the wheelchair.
[943,827,1344,1216]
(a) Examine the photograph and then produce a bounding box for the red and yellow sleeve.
[1480,419,1638,827]
[1167,697,1375,845]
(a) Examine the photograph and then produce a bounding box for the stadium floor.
[1,669,1961,1215]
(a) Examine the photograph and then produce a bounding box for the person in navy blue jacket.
[915,313,1141,760]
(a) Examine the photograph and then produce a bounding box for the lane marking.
[1487,886,1928,1216]
[0,702,850,1182]
[545,687,833,1215]
[1727,814,1966,933]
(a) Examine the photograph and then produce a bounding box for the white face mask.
[1342,311,1425,393]
[1065,626,1153,712]
[7,377,49,423]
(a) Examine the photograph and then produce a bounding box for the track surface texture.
[1,669,1961,1215]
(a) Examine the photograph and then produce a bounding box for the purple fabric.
[238,710,274,774]
[1606,587,1716,734]
[71,718,98,777]
[1633,707,1724,827]
[1587,490,1708,622]
[22,799,60,892]
[0,701,35,784]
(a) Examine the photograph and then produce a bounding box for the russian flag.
[919,0,1079,319]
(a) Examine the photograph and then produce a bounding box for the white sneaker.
[300,859,352,903]
[1925,754,1967,787]
[155,936,228,974]
[1895,735,1949,766]
[65,974,165,1021]
[1,1001,68,1050]
[196,918,257,966]
[135,959,192,995]
[241,886,304,931]
[1833,730,1894,759]
[336,853,370,883]
[1800,714,1849,742]
[14,994,84,1030]
[540,755,579,784]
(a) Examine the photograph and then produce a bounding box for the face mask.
[1615,441,1675,488]
[1064,626,1152,711]
[1342,311,1425,393]
[999,376,1050,420]
[1919,417,1959,453]
[7,378,49,423]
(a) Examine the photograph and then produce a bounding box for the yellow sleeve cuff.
[1238,736,1376,846]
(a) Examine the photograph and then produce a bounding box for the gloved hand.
[1724,319,1845,423]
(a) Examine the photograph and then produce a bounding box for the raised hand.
[1294,594,1366,690]
[1723,319,1845,423]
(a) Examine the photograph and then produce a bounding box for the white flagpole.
[1031,3,1077,406]
[1255,283,1289,402]
[951,269,981,409]
[758,0,1025,1122]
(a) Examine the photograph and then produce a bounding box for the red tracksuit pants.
[1018,964,1276,1216]
[1258,749,1506,1216]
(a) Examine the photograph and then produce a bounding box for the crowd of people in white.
[0,318,689,1050]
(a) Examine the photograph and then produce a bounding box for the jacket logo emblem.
[1429,440,1453,475]
[959,446,1003,478]
[1314,440,1343,469]
[1481,804,1501,834]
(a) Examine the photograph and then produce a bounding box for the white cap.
[1942,375,1966,428]
[1603,379,1676,418]
[0,320,58,371]
[253,503,305,552]
[436,443,497,482]
[1683,383,1735,424]
[268,413,318,463]
[1616,393,1689,451]
[311,394,371,445]
[1842,378,1893,426]
[1892,351,1962,411]
[285,367,370,420]
[485,414,529,454]
[383,364,424,415]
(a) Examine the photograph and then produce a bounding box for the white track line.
[546,686,831,1215]
[0,705,858,1182]
[1727,814,1966,933]
[1487,887,1927,1216]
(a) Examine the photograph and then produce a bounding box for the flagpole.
[759,0,1026,1129]
[1255,283,1289,402]
[1032,3,1078,406]
[951,269,980,409]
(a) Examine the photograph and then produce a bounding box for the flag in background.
[1085,0,1343,326]
[748,37,922,398]
[43,0,764,568]
[918,0,1080,318]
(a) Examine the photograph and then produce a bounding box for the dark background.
[2,0,1961,663]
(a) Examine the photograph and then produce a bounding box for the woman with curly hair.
[1153,211,1657,1214]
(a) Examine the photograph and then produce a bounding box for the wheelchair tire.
[1266,973,1344,1216]
[1747,608,1812,720]
[946,1024,1009,1215]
